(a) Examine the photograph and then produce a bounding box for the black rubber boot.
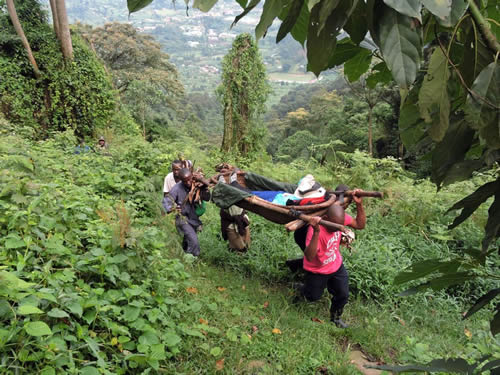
[332,318,349,328]
[331,310,349,328]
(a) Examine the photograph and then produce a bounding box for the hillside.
[47,0,334,92]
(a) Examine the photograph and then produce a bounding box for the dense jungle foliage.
[1,0,499,373]
[1,124,498,373]
[0,0,115,139]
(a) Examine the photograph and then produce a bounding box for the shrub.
[0,135,214,373]
[0,19,116,139]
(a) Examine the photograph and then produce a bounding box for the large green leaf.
[123,305,141,321]
[366,61,393,88]
[127,0,154,13]
[25,321,52,337]
[307,0,320,11]
[306,4,338,75]
[289,0,310,45]
[80,367,99,375]
[406,272,478,294]
[438,0,468,27]
[328,42,364,67]
[394,259,462,285]
[479,359,500,373]
[18,305,44,315]
[4,236,25,249]
[418,48,450,142]
[47,308,69,318]
[441,160,484,187]
[0,271,34,290]
[482,190,500,252]
[463,288,500,319]
[139,331,160,345]
[193,0,219,12]
[150,344,166,361]
[317,0,341,35]
[399,86,426,146]
[164,331,182,348]
[492,308,500,335]
[307,0,356,75]
[343,0,367,44]
[232,0,261,27]
[465,62,500,149]
[447,179,500,229]
[368,358,476,374]
[343,48,372,82]
[374,4,423,88]
[383,0,422,21]
[431,119,475,188]
[255,0,284,40]
[68,300,83,317]
[277,0,305,43]
[461,30,495,87]
[422,0,452,19]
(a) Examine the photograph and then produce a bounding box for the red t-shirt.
[303,214,353,274]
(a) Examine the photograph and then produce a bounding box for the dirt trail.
[349,350,383,375]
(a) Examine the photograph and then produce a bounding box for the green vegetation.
[0,0,115,139]
[1,0,499,373]
[1,132,498,373]
[219,33,270,156]
[75,22,186,140]
[130,0,500,350]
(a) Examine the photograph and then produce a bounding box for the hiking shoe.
[291,282,304,292]
[332,318,349,329]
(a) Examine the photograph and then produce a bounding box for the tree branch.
[435,27,500,110]
[467,0,500,54]
[6,0,41,78]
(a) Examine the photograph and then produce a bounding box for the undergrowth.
[1,132,498,374]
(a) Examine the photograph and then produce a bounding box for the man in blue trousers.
[163,168,210,256]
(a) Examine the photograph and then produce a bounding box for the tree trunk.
[49,0,60,39]
[141,104,146,141]
[368,105,373,157]
[238,98,249,155]
[6,0,41,78]
[55,0,73,60]
[221,97,233,152]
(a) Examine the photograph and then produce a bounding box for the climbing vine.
[0,1,115,139]
[219,33,270,156]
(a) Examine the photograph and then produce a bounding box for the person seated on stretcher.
[251,174,327,205]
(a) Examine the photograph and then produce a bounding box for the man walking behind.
[162,168,210,257]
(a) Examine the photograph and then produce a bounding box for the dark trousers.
[176,221,201,256]
[302,264,349,319]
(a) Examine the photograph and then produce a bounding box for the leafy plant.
[219,33,271,156]
[0,135,210,373]
[130,0,500,330]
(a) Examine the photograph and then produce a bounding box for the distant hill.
[39,0,329,91]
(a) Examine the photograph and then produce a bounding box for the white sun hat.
[294,174,326,199]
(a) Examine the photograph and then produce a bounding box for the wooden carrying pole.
[328,190,383,198]
[255,200,346,232]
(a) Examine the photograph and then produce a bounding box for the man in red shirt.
[298,192,365,328]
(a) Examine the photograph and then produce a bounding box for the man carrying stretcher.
[288,187,366,328]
